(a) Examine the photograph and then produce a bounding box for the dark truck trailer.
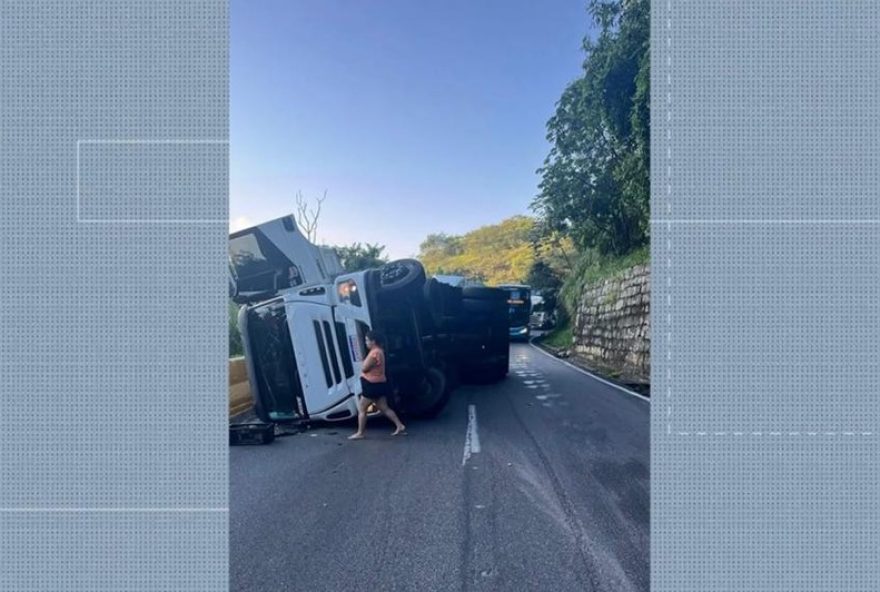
[377,276,510,408]
[438,286,510,382]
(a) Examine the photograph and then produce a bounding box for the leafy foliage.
[534,0,649,257]
[542,318,574,349]
[418,216,538,285]
[416,214,579,288]
[526,260,563,293]
[558,245,649,318]
[334,242,389,272]
[528,217,576,279]
[526,260,564,312]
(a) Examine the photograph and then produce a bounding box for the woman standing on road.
[348,331,407,439]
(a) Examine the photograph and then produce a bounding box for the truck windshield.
[500,287,531,327]
[246,300,304,421]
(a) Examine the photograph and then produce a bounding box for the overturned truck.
[229,214,509,424]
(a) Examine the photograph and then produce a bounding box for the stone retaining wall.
[573,264,650,383]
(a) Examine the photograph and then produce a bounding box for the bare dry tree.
[295,190,326,243]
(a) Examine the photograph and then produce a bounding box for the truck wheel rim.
[381,263,407,283]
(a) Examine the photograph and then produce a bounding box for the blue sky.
[231,0,590,259]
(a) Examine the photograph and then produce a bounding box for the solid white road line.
[469,405,481,454]
[528,343,650,403]
[462,404,481,466]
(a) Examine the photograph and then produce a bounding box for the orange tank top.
[361,348,386,383]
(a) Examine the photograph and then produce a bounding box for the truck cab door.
[286,302,355,415]
[332,272,374,389]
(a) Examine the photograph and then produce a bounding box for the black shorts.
[360,377,390,401]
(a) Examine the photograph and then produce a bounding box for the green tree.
[528,217,576,276]
[526,259,563,316]
[420,233,461,257]
[534,0,649,257]
[527,260,563,296]
[334,242,389,272]
[418,233,462,274]
[418,216,537,285]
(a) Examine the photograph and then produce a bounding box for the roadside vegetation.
[418,0,650,324]
[558,246,649,320]
[417,216,573,286]
[542,318,573,350]
[229,0,648,357]
[535,0,649,322]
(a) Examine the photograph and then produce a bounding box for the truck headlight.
[337,279,362,306]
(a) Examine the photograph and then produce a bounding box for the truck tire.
[421,279,444,327]
[378,259,426,294]
[422,279,462,328]
[402,366,449,419]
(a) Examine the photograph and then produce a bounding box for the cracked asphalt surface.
[230,343,649,591]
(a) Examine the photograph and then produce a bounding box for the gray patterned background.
[0,1,228,590]
[1,1,878,590]
[652,2,879,590]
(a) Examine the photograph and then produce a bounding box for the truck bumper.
[309,396,360,422]
[509,326,530,341]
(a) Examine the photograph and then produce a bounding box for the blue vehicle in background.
[496,284,532,341]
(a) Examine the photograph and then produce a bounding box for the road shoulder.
[530,337,650,400]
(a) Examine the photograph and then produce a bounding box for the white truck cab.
[231,215,510,425]
[238,272,373,422]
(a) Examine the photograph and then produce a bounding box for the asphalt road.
[230,343,650,592]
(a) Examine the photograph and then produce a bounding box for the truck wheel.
[421,279,443,326]
[378,259,427,294]
[402,367,449,419]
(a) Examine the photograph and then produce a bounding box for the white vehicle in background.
[529,293,556,330]
[229,215,509,424]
